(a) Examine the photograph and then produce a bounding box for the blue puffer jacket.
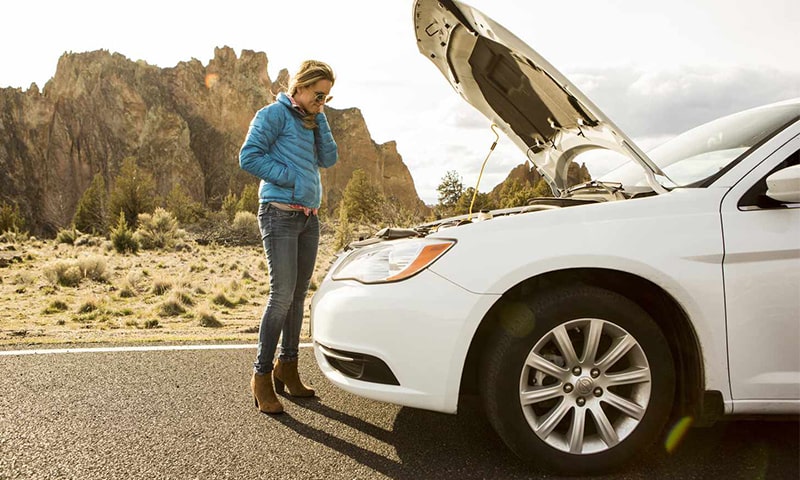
[239,92,338,208]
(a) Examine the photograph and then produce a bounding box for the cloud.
[440,98,488,129]
[570,66,800,138]
[388,64,800,204]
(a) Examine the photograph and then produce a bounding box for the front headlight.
[331,238,455,284]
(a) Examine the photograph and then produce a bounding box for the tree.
[340,169,384,223]
[532,178,554,197]
[437,170,464,209]
[455,187,495,215]
[495,178,540,208]
[236,183,260,215]
[110,211,139,254]
[333,201,354,251]
[380,197,422,228]
[0,202,25,233]
[73,173,108,234]
[165,183,203,225]
[221,191,239,222]
[108,157,157,229]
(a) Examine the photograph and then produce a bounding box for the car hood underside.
[413,0,669,195]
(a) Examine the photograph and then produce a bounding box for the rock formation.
[490,162,591,198]
[0,47,427,236]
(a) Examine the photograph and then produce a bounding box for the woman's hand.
[314,96,332,114]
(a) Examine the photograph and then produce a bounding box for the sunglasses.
[314,92,333,103]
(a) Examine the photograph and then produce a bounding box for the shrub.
[76,255,108,282]
[110,212,139,254]
[0,230,29,244]
[44,257,107,287]
[211,291,237,308]
[174,289,194,306]
[158,298,186,317]
[12,271,35,286]
[118,286,136,298]
[191,209,258,246]
[151,278,172,296]
[74,234,102,247]
[72,310,101,323]
[135,207,179,250]
[172,239,193,252]
[231,211,261,245]
[189,263,207,273]
[119,271,142,298]
[197,308,222,328]
[43,300,70,314]
[143,319,160,329]
[55,227,79,245]
[44,261,84,287]
[77,300,99,314]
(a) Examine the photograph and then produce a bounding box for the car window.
[738,149,800,210]
[598,104,800,189]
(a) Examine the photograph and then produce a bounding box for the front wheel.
[480,285,675,474]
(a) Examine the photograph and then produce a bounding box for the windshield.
[596,103,800,188]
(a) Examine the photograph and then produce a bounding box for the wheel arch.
[459,268,707,420]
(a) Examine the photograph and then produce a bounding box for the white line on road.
[0,342,314,356]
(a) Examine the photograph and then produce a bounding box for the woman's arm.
[239,106,296,186]
[314,112,338,168]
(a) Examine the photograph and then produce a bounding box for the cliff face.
[0,47,426,235]
[323,108,426,214]
[490,162,592,198]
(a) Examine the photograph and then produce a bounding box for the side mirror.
[766,164,800,203]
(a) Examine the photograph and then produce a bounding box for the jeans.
[253,203,319,374]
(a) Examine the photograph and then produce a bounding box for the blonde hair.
[288,60,336,129]
[288,60,335,95]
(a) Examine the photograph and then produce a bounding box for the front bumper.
[311,269,500,414]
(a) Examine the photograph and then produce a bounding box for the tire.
[480,285,676,474]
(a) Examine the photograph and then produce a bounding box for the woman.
[239,60,338,414]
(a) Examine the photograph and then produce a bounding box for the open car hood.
[413,0,670,195]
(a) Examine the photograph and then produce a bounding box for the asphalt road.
[1,346,797,480]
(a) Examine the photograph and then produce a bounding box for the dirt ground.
[0,234,338,348]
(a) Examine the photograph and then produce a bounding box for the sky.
[2,0,799,204]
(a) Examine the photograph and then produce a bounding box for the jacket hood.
[413,0,671,195]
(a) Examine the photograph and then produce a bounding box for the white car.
[311,0,800,473]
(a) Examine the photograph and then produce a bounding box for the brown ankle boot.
[273,358,315,397]
[251,372,284,414]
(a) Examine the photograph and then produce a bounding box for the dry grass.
[0,233,338,347]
